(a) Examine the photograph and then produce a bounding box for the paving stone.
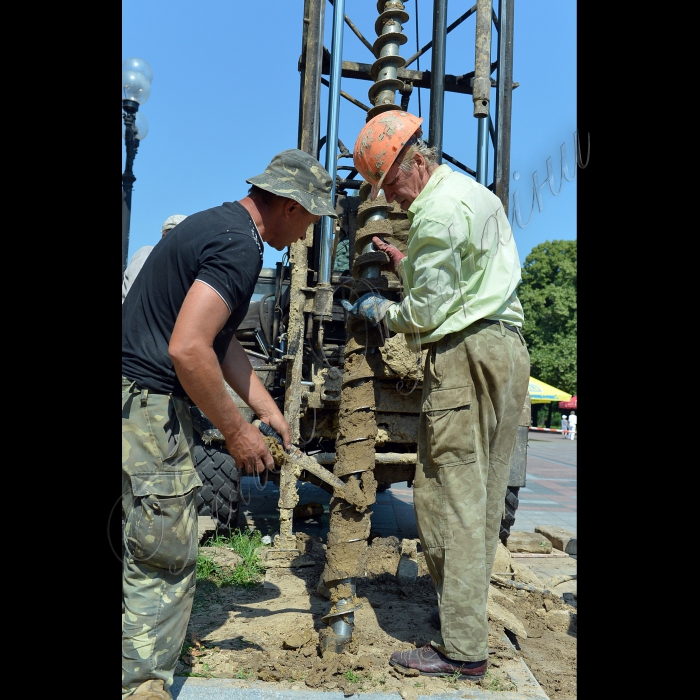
[397,555,418,584]
[487,598,528,639]
[509,561,545,587]
[535,524,577,555]
[488,583,514,605]
[492,542,512,576]
[506,531,552,554]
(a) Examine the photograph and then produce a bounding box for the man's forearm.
[221,338,282,422]
[171,345,246,437]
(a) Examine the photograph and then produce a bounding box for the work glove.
[341,292,395,325]
[372,236,406,273]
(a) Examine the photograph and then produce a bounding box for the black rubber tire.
[499,486,520,545]
[193,436,241,532]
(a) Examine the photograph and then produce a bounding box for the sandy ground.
[178,534,576,699]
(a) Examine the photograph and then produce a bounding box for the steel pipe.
[428,0,448,162]
[298,0,325,156]
[286,0,325,444]
[476,114,490,185]
[319,0,346,286]
[494,0,514,213]
[359,209,387,279]
[473,0,492,118]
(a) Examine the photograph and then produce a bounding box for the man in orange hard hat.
[345,111,530,681]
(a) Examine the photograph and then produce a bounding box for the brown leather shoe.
[390,644,487,680]
[130,679,172,699]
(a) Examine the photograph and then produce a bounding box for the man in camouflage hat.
[121,149,336,699]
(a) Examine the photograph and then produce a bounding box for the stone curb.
[170,636,549,700]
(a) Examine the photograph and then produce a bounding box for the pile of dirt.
[179,534,576,698]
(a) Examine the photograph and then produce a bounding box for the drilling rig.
[189,0,530,655]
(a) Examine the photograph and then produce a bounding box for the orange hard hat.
[353,111,423,199]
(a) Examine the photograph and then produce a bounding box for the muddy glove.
[341,292,395,325]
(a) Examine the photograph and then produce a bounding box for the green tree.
[519,240,576,394]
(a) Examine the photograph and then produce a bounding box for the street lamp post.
[122,58,152,280]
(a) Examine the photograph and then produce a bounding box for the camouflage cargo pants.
[122,377,202,697]
[413,321,529,662]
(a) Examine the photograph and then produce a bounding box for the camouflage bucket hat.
[246,149,338,218]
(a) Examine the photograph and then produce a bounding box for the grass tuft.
[197,528,267,587]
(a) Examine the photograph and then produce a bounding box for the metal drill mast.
[288,0,516,653]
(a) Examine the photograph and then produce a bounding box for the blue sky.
[122,1,576,270]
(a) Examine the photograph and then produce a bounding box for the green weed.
[197,528,266,587]
[344,669,360,683]
[446,669,463,684]
[182,661,212,679]
[233,669,256,680]
[483,670,515,691]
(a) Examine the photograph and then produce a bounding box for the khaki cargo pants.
[122,377,202,697]
[413,321,530,662]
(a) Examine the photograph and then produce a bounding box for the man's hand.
[224,422,274,474]
[372,236,406,273]
[256,410,292,451]
[220,338,293,452]
[341,292,395,325]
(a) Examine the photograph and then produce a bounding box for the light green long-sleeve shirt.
[385,164,524,351]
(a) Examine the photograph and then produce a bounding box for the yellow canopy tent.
[528,377,572,404]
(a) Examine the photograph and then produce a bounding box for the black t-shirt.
[122,201,263,396]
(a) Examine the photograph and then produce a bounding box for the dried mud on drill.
[178,533,577,699]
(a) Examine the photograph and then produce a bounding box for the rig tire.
[499,486,520,545]
[193,435,241,532]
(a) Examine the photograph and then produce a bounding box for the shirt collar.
[407,163,453,219]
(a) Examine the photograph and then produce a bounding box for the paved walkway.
[237,432,576,538]
[512,432,577,534]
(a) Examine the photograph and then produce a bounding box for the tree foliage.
[519,240,576,394]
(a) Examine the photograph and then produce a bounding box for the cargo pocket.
[422,386,476,467]
[125,471,200,571]
[145,394,195,470]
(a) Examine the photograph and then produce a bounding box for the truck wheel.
[499,486,520,545]
[193,436,241,532]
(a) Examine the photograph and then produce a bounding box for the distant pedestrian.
[122,214,188,302]
[561,414,569,438]
[567,411,577,440]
